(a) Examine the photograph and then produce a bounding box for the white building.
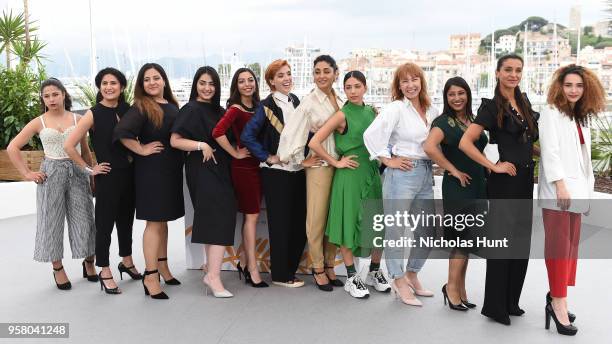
[569,5,581,32]
[449,33,481,54]
[496,35,517,54]
[282,43,321,96]
[593,20,612,38]
[520,31,571,59]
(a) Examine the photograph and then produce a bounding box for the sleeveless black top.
[90,102,132,168]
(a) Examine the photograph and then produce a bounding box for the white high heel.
[404,275,434,297]
[390,280,422,307]
[202,275,233,298]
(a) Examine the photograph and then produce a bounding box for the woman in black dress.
[170,66,237,298]
[423,77,487,311]
[459,54,539,325]
[114,63,184,300]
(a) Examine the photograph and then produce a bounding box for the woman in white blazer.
[538,64,606,336]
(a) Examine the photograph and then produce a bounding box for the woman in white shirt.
[538,64,605,336]
[364,62,439,306]
[278,55,344,291]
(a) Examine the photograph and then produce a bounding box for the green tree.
[0,10,26,68]
[76,76,135,108]
[592,116,612,177]
[519,16,548,31]
[12,37,46,69]
[0,8,43,69]
[0,66,45,149]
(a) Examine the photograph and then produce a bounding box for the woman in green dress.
[308,71,389,299]
[423,77,487,311]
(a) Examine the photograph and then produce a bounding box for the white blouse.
[277,87,343,166]
[364,98,439,160]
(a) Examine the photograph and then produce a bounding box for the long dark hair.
[226,67,260,110]
[442,77,473,121]
[494,54,537,135]
[95,67,128,105]
[134,63,178,128]
[40,78,72,112]
[189,66,222,111]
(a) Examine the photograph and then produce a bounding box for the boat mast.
[88,0,97,86]
[489,28,495,94]
[523,22,529,94]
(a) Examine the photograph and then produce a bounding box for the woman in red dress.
[212,68,268,288]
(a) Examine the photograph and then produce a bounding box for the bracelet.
[197,142,202,151]
[84,166,94,176]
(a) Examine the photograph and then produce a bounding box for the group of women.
[7,52,606,336]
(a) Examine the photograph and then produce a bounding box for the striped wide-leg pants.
[34,158,96,262]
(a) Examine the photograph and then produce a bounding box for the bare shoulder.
[332,110,346,120]
[28,115,44,131]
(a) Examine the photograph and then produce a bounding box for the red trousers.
[542,208,581,298]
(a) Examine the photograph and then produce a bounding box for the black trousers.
[94,166,136,267]
[261,168,307,282]
[481,164,534,320]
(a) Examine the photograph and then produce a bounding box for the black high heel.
[312,269,333,292]
[237,262,248,282]
[53,266,71,290]
[546,292,576,322]
[82,259,99,282]
[461,299,477,309]
[98,271,121,294]
[142,270,169,300]
[157,258,181,285]
[241,262,269,288]
[442,284,468,311]
[324,266,344,287]
[545,303,578,336]
[118,262,143,280]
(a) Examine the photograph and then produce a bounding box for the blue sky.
[1,0,609,60]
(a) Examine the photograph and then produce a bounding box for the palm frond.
[75,82,98,109]
[592,116,612,176]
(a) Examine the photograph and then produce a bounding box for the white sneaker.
[344,274,370,299]
[365,269,391,292]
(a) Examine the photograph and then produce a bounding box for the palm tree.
[12,37,46,70]
[23,0,31,64]
[76,76,136,108]
[592,116,612,177]
[0,10,26,68]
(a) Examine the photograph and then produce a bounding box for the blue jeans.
[382,160,435,279]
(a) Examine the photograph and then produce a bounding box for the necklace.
[52,111,68,131]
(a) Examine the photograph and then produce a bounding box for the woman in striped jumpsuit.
[7,78,97,290]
